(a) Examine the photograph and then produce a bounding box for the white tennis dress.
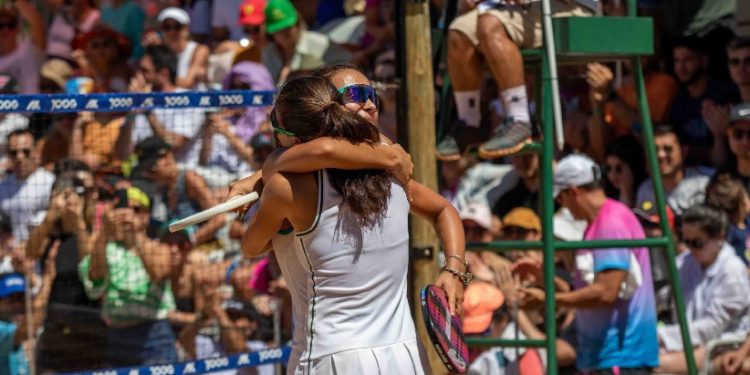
[272,170,431,375]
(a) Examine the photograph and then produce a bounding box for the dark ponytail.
[274,76,391,225]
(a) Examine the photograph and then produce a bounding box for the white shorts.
[289,338,432,375]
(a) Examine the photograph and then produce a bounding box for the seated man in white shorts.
[436,0,593,160]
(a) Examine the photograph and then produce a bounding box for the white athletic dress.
[272,170,431,375]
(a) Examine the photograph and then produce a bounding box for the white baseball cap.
[158,7,190,25]
[459,202,493,230]
[553,154,601,198]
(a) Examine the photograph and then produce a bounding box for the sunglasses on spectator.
[656,145,674,154]
[8,148,31,158]
[128,205,149,214]
[161,22,183,32]
[605,163,623,174]
[729,57,750,67]
[338,84,378,106]
[503,226,533,237]
[731,128,750,140]
[89,40,114,50]
[243,26,262,35]
[683,237,709,250]
[0,22,17,31]
[270,110,296,137]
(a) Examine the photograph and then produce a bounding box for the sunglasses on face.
[731,128,750,140]
[657,145,674,154]
[161,22,183,32]
[605,163,623,174]
[338,84,378,106]
[243,26,262,35]
[503,226,533,238]
[683,237,707,250]
[8,148,31,158]
[270,110,296,137]
[0,20,17,30]
[729,57,750,67]
[89,40,114,50]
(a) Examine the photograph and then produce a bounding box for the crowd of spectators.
[0,0,747,374]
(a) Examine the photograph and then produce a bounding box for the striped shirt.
[79,241,175,326]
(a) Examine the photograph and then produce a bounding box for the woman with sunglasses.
[655,204,750,374]
[603,136,647,208]
[242,75,445,373]
[228,64,467,315]
[142,8,209,90]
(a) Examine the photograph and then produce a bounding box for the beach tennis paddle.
[421,284,469,374]
[169,192,259,233]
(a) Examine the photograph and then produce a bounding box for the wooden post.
[399,1,444,372]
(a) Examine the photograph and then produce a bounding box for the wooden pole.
[398,0,444,372]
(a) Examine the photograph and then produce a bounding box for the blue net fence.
[0,91,293,375]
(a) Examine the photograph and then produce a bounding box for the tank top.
[177,40,198,80]
[276,170,416,369]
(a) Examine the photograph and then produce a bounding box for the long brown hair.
[273,76,391,225]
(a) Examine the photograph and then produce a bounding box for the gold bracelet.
[440,266,473,286]
[445,254,468,271]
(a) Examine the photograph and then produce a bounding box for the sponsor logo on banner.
[141,97,155,109]
[51,98,78,111]
[108,97,133,109]
[204,357,230,371]
[148,365,174,375]
[258,348,284,362]
[165,95,190,107]
[0,99,19,110]
[219,94,244,106]
[182,363,196,374]
[26,100,41,111]
[252,95,264,105]
[85,99,99,109]
[199,96,211,107]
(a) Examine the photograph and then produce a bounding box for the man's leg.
[448,30,483,129]
[475,12,532,158]
[436,10,489,161]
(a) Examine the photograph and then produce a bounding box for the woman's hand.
[435,270,464,317]
[387,144,413,188]
[227,173,263,217]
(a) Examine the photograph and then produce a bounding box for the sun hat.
[158,7,190,25]
[553,154,602,198]
[462,281,504,334]
[239,0,266,26]
[265,0,298,34]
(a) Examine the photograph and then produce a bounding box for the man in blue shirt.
[0,273,29,375]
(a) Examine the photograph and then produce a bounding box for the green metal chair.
[434,0,698,373]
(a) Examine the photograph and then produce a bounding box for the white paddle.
[168,192,259,233]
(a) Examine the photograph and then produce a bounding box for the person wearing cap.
[144,7,209,90]
[460,202,494,243]
[525,153,659,373]
[262,0,352,83]
[100,0,145,59]
[78,186,178,367]
[0,270,55,375]
[119,44,206,168]
[635,124,710,217]
[726,103,750,191]
[38,58,73,94]
[239,0,268,47]
[0,1,45,93]
[130,136,227,246]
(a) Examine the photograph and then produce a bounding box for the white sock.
[501,85,530,123]
[454,90,481,128]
